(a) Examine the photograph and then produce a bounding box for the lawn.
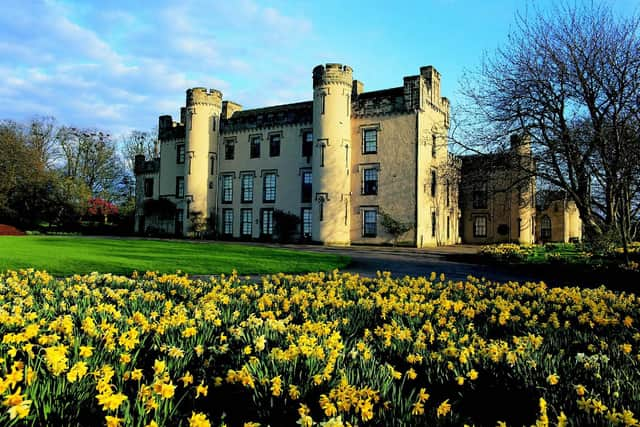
[0,236,350,275]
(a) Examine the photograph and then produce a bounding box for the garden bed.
[1,269,639,426]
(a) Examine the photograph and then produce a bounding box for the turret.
[184,87,222,235]
[510,134,535,243]
[312,64,353,245]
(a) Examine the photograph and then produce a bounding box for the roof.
[356,87,404,100]
[352,86,408,116]
[221,101,313,132]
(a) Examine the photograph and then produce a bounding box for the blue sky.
[0,0,636,138]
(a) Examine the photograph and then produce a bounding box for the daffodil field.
[2,269,640,426]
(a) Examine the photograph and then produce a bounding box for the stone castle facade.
[134,63,581,246]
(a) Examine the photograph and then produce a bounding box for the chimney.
[352,80,364,98]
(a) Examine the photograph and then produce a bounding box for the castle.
[134,63,581,246]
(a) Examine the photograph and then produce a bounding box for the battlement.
[186,87,223,107]
[313,63,353,88]
[158,114,185,141]
[134,155,160,175]
[221,101,312,133]
[221,100,243,120]
[353,87,407,116]
[420,65,440,82]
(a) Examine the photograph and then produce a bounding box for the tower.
[184,88,222,236]
[510,134,535,244]
[312,64,353,245]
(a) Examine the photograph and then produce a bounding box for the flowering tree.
[86,198,119,223]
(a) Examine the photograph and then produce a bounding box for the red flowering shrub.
[86,198,118,222]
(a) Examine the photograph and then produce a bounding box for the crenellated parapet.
[158,115,185,141]
[313,64,353,89]
[186,88,223,107]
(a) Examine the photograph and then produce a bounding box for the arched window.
[541,215,552,240]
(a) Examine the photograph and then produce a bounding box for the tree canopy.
[0,117,154,232]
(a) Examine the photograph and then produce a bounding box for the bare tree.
[460,2,640,257]
[121,129,157,175]
[26,116,59,169]
[57,126,123,199]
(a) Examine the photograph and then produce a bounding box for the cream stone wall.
[460,150,537,245]
[536,199,582,243]
[565,201,582,242]
[350,113,417,245]
[415,70,458,247]
[217,123,313,238]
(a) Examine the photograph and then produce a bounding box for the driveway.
[279,244,547,285]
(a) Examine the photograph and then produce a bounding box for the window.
[447,215,450,239]
[302,208,312,238]
[363,209,377,237]
[319,141,327,167]
[212,117,216,131]
[431,211,437,237]
[223,209,233,235]
[241,174,253,203]
[321,94,326,114]
[363,129,377,154]
[431,134,437,158]
[517,218,522,237]
[177,144,185,164]
[269,134,281,157]
[225,141,235,160]
[144,178,153,198]
[250,135,261,159]
[261,209,274,236]
[210,155,215,175]
[362,168,378,195]
[431,170,437,197]
[472,182,488,209]
[175,177,184,198]
[263,173,276,203]
[301,171,312,203]
[473,216,487,237]
[221,175,233,203]
[302,131,313,157]
[446,180,450,206]
[541,215,552,240]
[241,209,252,236]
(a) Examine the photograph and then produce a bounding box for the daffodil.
[189,412,211,427]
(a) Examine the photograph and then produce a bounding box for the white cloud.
[0,0,319,135]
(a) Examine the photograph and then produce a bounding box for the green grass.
[0,236,350,276]
[527,243,591,263]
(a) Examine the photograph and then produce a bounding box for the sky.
[0,0,636,139]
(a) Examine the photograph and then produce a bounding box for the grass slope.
[0,236,349,276]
